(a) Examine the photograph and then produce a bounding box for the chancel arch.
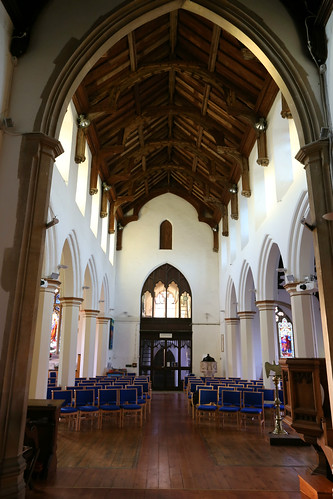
[2,2,333,496]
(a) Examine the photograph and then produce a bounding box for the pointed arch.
[58,230,82,297]
[239,261,256,312]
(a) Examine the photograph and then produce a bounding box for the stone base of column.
[0,454,26,498]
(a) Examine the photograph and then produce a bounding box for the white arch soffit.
[62,230,82,297]
[225,276,237,318]
[288,190,311,280]
[256,235,280,302]
[38,0,322,146]
[238,260,255,312]
[84,255,99,310]
[99,275,110,315]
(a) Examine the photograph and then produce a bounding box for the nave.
[27,392,318,498]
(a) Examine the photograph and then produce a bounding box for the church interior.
[1,0,333,497]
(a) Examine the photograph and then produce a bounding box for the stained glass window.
[275,306,294,358]
[50,290,60,355]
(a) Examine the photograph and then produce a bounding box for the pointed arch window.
[141,264,191,319]
[275,306,295,358]
[160,220,172,249]
[50,290,61,355]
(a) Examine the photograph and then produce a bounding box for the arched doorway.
[140,264,192,390]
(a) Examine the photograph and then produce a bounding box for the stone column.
[255,300,278,387]
[29,279,61,399]
[58,297,83,388]
[81,309,99,378]
[225,317,240,377]
[0,133,63,498]
[296,140,333,417]
[95,316,111,376]
[238,311,256,381]
[284,282,316,357]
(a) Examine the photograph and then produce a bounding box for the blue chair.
[52,390,78,430]
[195,388,218,423]
[128,385,147,419]
[120,388,143,427]
[74,389,100,430]
[263,388,275,424]
[218,390,241,428]
[98,388,122,428]
[240,391,265,431]
[47,386,62,399]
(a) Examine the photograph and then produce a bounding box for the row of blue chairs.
[194,388,266,431]
[52,387,149,430]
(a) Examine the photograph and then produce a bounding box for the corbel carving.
[222,205,229,236]
[256,129,269,166]
[241,156,251,197]
[281,94,292,119]
[75,127,86,163]
[230,192,238,220]
[90,155,99,195]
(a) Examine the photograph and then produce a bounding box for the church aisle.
[27,391,318,498]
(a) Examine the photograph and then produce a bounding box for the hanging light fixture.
[77,114,90,128]
[228,184,238,194]
[254,117,267,131]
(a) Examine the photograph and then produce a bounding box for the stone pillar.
[284,282,316,357]
[29,279,61,399]
[81,309,99,378]
[238,311,256,381]
[255,300,278,387]
[95,316,111,376]
[296,140,333,417]
[0,134,63,498]
[58,297,83,388]
[225,317,240,377]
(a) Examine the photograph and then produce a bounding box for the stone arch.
[225,277,238,318]
[238,261,256,312]
[58,231,82,298]
[25,1,321,150]
[82,256,99,310]
[257,236,281,301]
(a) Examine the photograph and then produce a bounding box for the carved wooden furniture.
[280,358,331,443]
[26,399,62,480]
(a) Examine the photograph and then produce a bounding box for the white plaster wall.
[45,110,117,313]
[220,93,308,308]
[113,193,221,374]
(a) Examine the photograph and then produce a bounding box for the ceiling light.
[77,114,90,128]
[228,184,238,194]
[254,117,267,131]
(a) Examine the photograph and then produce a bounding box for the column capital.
[225,317,240,325]
[81,309,100,318]
[39,279,61,295]
[238,310,256,319]
[96,316,112,324]
[255,300,276,312]
[295,138,329,166]
[284,282,314,297]
[60,297,84,307]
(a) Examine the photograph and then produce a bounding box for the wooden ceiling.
[72,10,280,248]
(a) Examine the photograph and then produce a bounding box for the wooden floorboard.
[27,391,320,498]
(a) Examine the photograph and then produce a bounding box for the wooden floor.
[27,391,319,498]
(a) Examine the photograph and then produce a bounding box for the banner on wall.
[109,318,114,349]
